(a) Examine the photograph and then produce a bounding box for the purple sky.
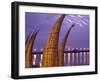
[25,12,89,51]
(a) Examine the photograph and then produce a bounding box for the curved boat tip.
[58,23,76,66]
[25,30,39,68]
[42,15,65,67]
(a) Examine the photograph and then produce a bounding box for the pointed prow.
[58,23,76,66]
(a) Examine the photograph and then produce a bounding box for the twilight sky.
[25,12,89,51]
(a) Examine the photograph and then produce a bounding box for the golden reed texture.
[42,15,65,67]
